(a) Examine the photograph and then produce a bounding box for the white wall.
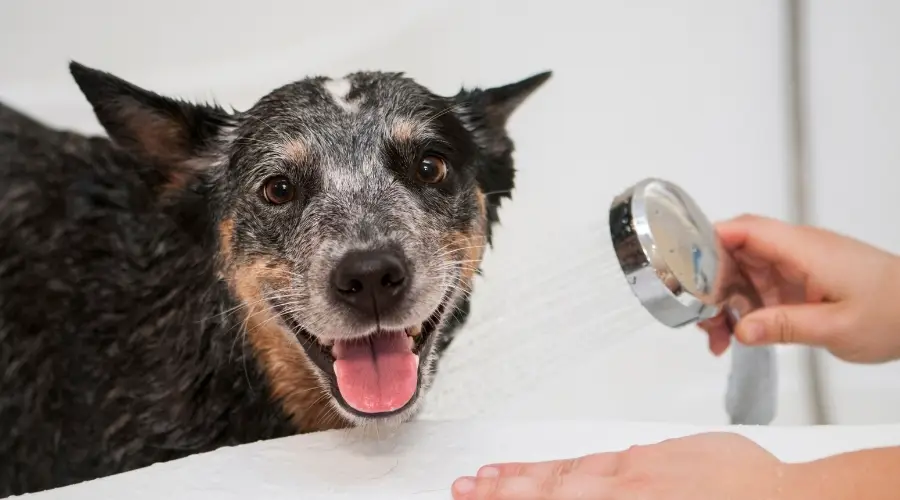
[0,1,816,424]
[805,0,900,424]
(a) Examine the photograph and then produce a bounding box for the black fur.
[0,63,549,496]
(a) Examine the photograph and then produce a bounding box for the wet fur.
[0,62,549,496]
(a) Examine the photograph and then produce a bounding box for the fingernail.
[478,466,499,478]
[743,321,764,343]
[454,477,476,494]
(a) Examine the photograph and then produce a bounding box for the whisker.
[422,101,468,126]
[479,188,514,197]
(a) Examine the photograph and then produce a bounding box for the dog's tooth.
[407,325,422,337]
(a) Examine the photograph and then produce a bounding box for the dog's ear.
[454,71,551,232]
[459,71,551,131]
[69,61,234,193]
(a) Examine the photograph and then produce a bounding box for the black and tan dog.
[0,62,549,495]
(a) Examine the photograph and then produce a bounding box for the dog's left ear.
[69,61,234,193]
[453,71,551,230]
[458,71,552,131]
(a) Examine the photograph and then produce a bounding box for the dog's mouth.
[273,298,448,418]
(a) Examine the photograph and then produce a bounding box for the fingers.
[734,302,849,348]
[707,327,731,356]
[478,453,620,479]
[715,215,808,266]
[715,214,860,280]
[451,454,620,500]
[452,473,615,500]
[699,313,732,356]
[700,300,852,352]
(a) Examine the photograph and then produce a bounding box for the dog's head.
[70,62,549,427]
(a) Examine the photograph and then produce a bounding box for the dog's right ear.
[69,61,234,193]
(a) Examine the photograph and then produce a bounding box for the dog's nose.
[331,250,409,316]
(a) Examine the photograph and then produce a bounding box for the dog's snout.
[331,250,409,316]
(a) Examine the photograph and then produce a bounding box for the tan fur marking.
[443,187,489,290]
[122,106,187,163]
[282,138,307,164]
[121,106,206,193]
[391,118,420,142]
[218,219,234,264]
[123,106,212,194]
[474,188,487,224]
[216,218,347,432]
[232,261,348,432]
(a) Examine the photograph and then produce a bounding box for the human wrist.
[780,446,900,500]
[779,458,863,500]
[777,461,834,500]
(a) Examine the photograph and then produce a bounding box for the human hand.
[451,432,789,500]
[698,214,900,363]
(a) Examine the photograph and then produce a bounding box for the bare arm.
[786,446,900,499]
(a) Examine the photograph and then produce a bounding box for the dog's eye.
[416,156,448,184]
[262,176,296,204]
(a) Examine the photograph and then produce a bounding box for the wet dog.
[0,62,549,495]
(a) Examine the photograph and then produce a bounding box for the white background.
[1,0,898,425]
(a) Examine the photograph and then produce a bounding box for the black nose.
[331,250,409,316]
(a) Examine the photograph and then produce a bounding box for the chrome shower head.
[609,178,762,330]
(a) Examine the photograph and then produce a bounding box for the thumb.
[734,303,846,348]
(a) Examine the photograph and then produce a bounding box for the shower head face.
[609,178,721,328]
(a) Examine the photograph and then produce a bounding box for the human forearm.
[784,446,900,499]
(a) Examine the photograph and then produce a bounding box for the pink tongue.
[332,332,418,414]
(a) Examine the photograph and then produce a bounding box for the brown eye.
[416,155,448,184]
[262,176,295,204]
